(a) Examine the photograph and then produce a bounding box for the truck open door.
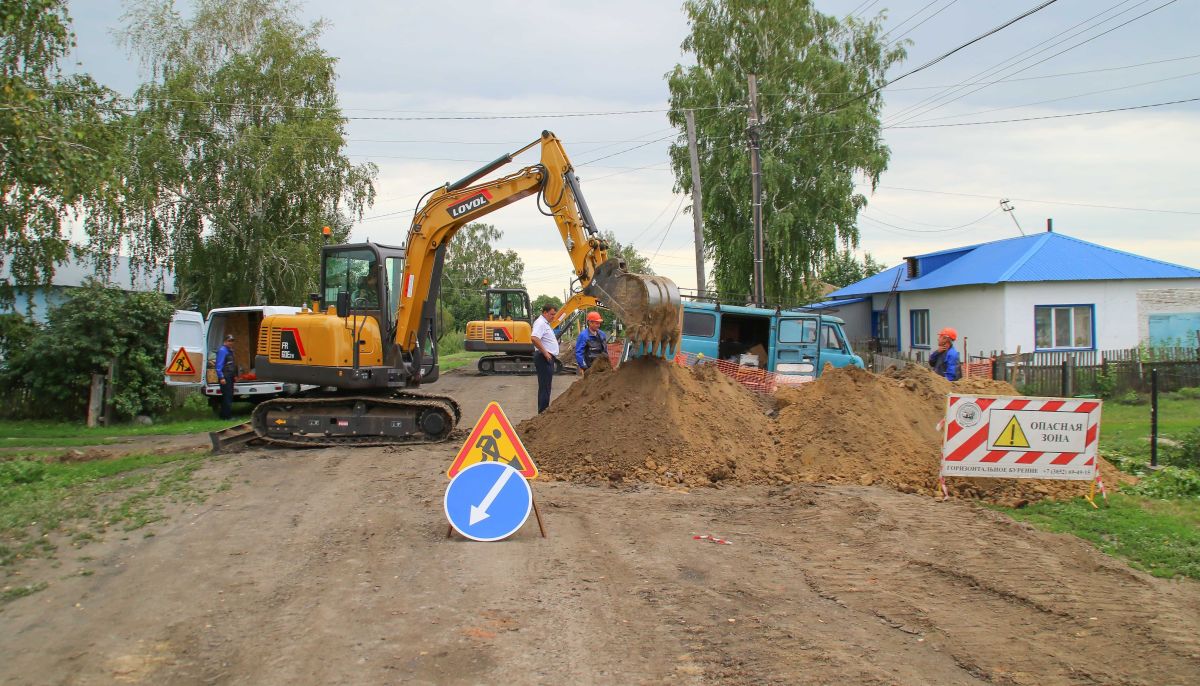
[164,310,206,387]
[773,316,821,384]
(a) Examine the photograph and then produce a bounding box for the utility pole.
[1000,198,1025,236]
[747,74,765,306]
[684,109,707,296]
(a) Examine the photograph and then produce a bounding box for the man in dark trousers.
[529,303,559,413]
[215,334,238,420]
[929,327,961,381]
[574,311,608,374]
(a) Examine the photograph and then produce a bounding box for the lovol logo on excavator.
[447,190,492,219]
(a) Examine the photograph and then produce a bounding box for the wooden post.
[87,374,105,428]
[102,358,117,425]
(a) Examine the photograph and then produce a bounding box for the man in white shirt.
[530,303,560,413]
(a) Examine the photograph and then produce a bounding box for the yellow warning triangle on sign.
[447,401,538,479]
[165,347,197,375]
[995,415,1031,448]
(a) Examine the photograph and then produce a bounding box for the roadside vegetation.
[0,450,219,601]
[999,388,1200,580]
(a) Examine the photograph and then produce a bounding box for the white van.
[164,306,315,414]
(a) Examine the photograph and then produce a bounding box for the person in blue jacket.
[215,334,238,419]
[574,311,608,374]
[928,327,961,381]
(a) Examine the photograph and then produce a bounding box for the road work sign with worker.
[940,394,1102,481]
[447,401,538,479]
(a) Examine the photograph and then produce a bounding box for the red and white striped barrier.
[940,395,1102,481]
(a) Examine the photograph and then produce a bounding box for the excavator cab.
[485,288,531,322]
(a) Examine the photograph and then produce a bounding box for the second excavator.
[246,131,682,447]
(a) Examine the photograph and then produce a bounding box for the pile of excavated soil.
[517,357,777,488]
[518,358,1131,504]
[774,364,1129,504]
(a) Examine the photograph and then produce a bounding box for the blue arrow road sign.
[444,461,532,542]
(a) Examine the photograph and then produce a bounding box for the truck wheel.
[208,397,222,416]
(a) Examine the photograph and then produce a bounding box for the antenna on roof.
[1000,198,1025,236]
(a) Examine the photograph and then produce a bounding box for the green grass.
[0,416,246,449]
[1001,494,1200,579]
[0,451,209,576]
[992,392,1200,580]
[1099,394,1198,458]
[440,350,484,372]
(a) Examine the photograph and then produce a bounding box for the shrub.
[1128,466,1200,499]
[1165,428,1200,470]
[1094,368,1117,399]
[1115,391,1147,406]
[0,283,174,421]
[1175,387,1200,400]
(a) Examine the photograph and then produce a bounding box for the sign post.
[940,394,1106,506]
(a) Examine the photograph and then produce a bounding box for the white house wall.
[896,285,1006,358]
[1003,279,1200,352]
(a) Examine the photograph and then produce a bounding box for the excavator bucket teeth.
[585,258,682,360]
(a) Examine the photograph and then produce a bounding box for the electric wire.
[888,0,1180,127]
[885,0,960,47]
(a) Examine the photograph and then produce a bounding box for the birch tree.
[667,0,904,305]
[93,0,376,310]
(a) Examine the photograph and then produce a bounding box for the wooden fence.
[856,343,1200,397]
[989,346,1200,396]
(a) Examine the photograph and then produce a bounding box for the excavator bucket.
[586,258,682,359]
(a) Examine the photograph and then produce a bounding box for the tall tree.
[439,222,525,330]
[0,0,124,309]
[666,0,904,305]
[91,0,376,311]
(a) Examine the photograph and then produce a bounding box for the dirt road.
[2,369,1198,685]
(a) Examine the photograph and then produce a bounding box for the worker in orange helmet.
[929,327,962,381]
[574,311,609,374]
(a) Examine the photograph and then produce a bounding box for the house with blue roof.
[818,230,1200,358]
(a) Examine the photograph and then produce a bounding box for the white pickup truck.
[164,306,316,414]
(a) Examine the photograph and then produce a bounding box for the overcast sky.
[67,0,1200,301]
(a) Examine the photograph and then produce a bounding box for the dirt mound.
[777,364,1128,503]
[519,358,1129,504]
[517,356,777,488]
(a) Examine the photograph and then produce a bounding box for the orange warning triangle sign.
[447,401,538,479]
[165,347,197,375]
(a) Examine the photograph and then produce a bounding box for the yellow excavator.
[465,287,594,375]
[248,131,681,447]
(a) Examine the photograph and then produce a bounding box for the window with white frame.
[910,309,930,348]
[1035,304,1094,350]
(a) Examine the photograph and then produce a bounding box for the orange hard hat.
[586,311,603,323]
[938,327,958,341]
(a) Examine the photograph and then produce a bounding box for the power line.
[906,68,1200,124]
[890,95,1200,128]
[884,0,1144,125]
[859,206,1001,233]
[785,0,1061,129]
[888,0,1179,127]
[885,0,960,47]
[881,185,1200,216]
[761,52,1200,95]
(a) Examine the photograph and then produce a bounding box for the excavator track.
[476,355,576,376]
[248,391,462,449]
